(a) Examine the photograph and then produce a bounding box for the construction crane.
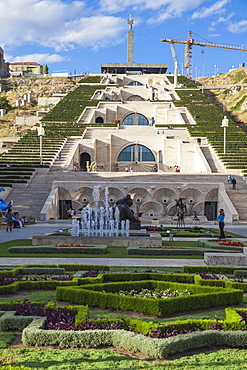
[161,31,247,78]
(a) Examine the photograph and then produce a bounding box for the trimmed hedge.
[20,316,247,359]
[56,280,243,317]
[0,264,109,277]
[184,265,247,274]
[19,267,65,275]
[127,246,229,256]
[58,264,110,272]
[8,245,107,254]
[0,279,78,295]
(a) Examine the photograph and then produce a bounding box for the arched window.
[122,113,149,126]
[138,114,149,126]
[128,81,143,86]
[117,144,155,162]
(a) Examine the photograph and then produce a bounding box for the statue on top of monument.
[128,14,134,30]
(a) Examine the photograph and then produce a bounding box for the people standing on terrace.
[217,209,225,239]
[5,208,14,232]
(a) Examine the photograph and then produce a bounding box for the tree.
[42,64,49,74]
[0,96,12,110]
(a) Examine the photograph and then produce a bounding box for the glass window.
[141,146,155,161]
[138,114,149,126]
[118,145,155,162]
[128,81,143,86]
[122,113,149,126]
[122,114,134,125]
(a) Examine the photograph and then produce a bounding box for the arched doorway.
[95,116,104,123]
[80,152,91,171]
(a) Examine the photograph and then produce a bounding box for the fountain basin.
[32,231,162,248]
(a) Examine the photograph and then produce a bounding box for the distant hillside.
[0,77,76,136]
[196,67,247,127]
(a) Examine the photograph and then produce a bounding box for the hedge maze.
[1,264,247,358]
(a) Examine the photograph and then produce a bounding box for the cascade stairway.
[50,138,79,171]
[5,171,247,221]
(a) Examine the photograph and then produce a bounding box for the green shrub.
[19,267,65,275]
[234,270,247,277]
[58,264,110,272]
[184,265,247,274]
[56,280,242,317]
[8,245,107,254]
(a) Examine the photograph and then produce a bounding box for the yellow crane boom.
[161,31,247,78]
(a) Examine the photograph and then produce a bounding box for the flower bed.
[1,304,247,359]
[197,239,245,252]
[212,239,244,247]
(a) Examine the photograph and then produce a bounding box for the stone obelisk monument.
[127,15,134,65]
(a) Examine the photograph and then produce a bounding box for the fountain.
[71,187,129,237]
[32,186,162,247]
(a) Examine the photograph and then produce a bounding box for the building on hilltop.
[0,47,9,78]
[9,62,41,76]
[101,15,168,75]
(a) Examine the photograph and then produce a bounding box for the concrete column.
[0,109,6,117]
[127,15,134,64]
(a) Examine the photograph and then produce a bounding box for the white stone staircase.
[50,138,79,171]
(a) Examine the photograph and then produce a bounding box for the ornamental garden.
[2,244,247,369]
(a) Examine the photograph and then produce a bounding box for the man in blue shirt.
[218,209,225,239]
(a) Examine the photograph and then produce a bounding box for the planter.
[48,219,56,224]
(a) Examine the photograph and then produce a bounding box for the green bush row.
[19,267,66,275]
[0,264,110,277]
[0,279,78,295]
[127,246,229,256]
[184,265,247,274]
[8,245,108,254]
[77,272,195,285]
[21,315,247,359]
[0,366,31,370]
[234,270,247,277]
[56,280,242,317]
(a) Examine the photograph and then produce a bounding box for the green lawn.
[0,347,247,369]
[0,239,203,259]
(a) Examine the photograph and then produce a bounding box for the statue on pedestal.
[116,194,142,230]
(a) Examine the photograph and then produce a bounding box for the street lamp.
[37,123,45,165]
[221,116,229,155]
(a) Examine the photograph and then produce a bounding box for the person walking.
[231,176,236,190]
[5,208,14,232]
[217,209,225,239]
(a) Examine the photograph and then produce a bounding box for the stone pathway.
[1,221,247,267]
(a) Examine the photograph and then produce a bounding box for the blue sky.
[1,0,247,77]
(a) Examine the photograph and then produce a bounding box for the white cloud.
[7,53,67,64]
[0,0,125,51]
[211,13,234,27]
[228,20,247,34]
[192,0,230,19]
[41,16,126,52]
[146,0,205,25]
[99,0,206,14]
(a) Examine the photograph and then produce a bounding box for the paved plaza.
[1,221,247,267]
